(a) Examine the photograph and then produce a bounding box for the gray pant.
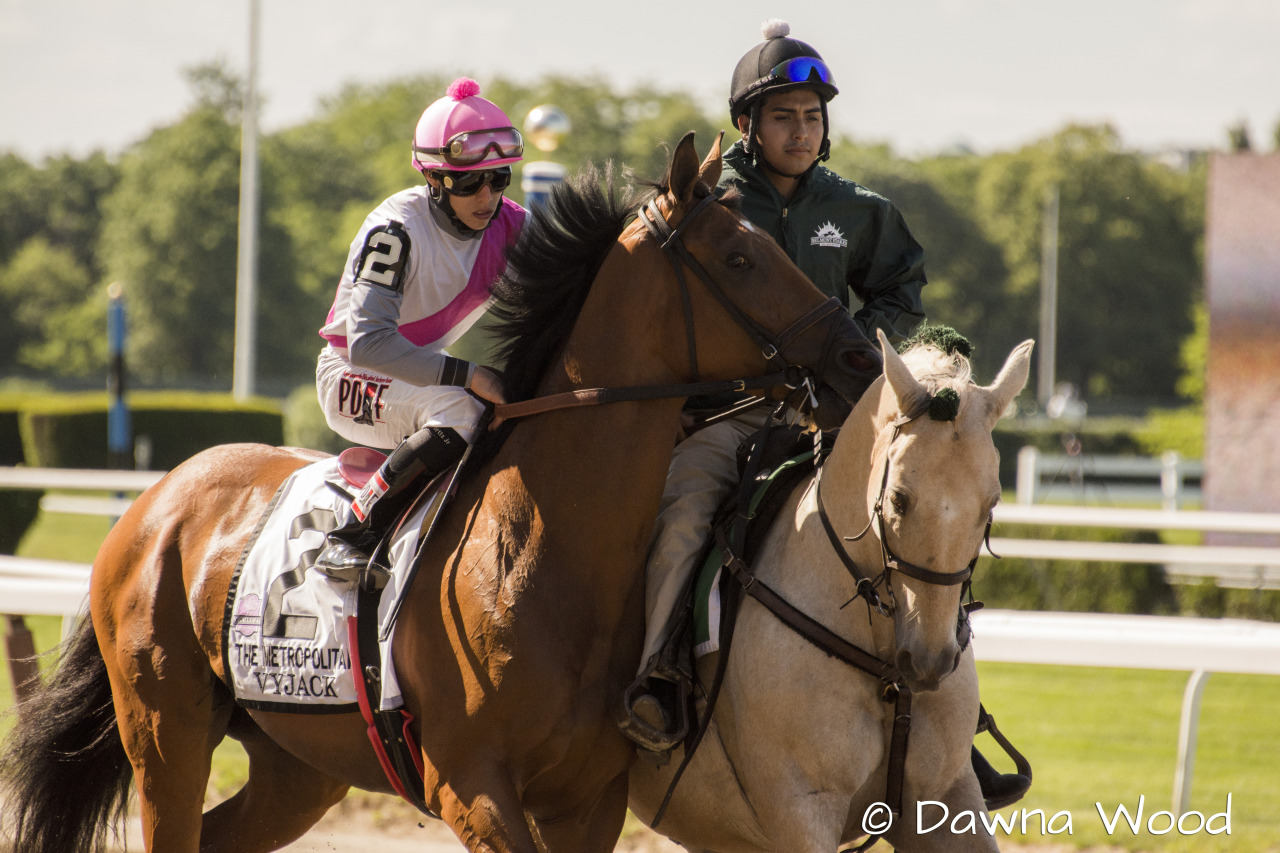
[637,408,771,672]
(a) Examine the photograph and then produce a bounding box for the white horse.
[630,330,1034,852]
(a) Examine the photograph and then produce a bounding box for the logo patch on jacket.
[811,221,848,249]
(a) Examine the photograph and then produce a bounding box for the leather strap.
[493,374,789,420]
[350,585,437,818]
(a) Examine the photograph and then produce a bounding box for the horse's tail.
[0,615,133,853]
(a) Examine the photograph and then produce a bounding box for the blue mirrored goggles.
[767,57,835,88]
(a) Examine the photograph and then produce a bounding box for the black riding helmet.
[729,20,839,170]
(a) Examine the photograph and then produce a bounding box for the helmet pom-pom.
[447,77,481,100]
[761,19,790,39]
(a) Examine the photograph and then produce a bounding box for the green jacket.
[719,141,927,343]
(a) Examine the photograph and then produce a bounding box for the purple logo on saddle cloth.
[233,593,263,638]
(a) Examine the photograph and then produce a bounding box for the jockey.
[314,78,525,585]
[620,21,1030,810]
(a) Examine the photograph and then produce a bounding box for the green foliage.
[0,72,1209,414]
[97,65,317,390]
[18,392,282,469]
[829,142,1015,384]
[1177,300,1208,403]
[0,238,106,376]
[992,417,1146,487]
[978,524,1177,614]
[1171,578,1280,621]
[0,492,40,553]
[964,125,1203,402]
[1134,406,1203,459]
[283,383,353,455]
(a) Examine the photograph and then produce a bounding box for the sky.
[2,0,1278,162]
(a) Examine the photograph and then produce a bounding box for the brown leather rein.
[493,193,844,422]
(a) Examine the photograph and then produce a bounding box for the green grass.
[980,661,1280,851]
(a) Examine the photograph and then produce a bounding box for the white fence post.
[1162,451,1180,511]
[1173,669,1211,813]
[1016,446,1040,505]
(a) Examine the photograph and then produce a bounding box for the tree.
[0,238,105,376]
[98,62,313,388]
[831,142,1014,382]
[962,125,1203,404]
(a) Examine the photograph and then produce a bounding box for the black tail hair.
[0,616,133,853]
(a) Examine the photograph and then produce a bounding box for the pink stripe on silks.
[400,199,527,347]
[317,199,526,349]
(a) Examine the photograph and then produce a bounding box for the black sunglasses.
[436,167,512,197]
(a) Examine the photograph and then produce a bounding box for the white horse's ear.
[984,339,1035,425]
[696,131,724,190]
[878,329,928,418]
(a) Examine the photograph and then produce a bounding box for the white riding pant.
[316,346,484,451]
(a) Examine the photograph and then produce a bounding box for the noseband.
[814,404,992,646]
[640,193,845,383]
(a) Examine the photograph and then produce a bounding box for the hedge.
[0,398,41,552]
[16,391,283,470]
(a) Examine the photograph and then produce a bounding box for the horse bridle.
[814,404,992,648]
[639,192,847,385]
[492,191,846,422]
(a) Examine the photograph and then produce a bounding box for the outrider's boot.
[315,426,466,588]
[972,745,1032,810]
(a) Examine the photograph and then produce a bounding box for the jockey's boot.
[972,745,1032,810]
[315,426,467,589]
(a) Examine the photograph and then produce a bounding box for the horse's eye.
[726,253,751,270]
[889,491,910,514]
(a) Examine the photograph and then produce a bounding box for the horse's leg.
[97,553,229,851]
[529,769,629,852]
[434,766,542,853]
[199,722,349,852]
[885,771,1000,853]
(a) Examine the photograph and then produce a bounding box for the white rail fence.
[1016,446,1203,509]
[4,465,1280,814]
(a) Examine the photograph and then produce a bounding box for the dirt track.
[111,803,1135,853]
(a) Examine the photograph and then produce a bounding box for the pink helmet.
[411,78,524,174]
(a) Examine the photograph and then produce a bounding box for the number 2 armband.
[354,220,411,292]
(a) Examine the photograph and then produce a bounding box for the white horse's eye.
[889,490,910,514]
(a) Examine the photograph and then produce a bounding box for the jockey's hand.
[467,366,507,428]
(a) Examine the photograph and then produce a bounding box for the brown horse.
[0,133,882,853]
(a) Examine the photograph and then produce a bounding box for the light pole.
[233,0,260,399]
[1038,184,1059,410]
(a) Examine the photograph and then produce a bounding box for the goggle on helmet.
[411,78,524,174]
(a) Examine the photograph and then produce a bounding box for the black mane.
[466,164,657,467]
[488,164,655,403]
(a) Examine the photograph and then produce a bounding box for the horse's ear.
[983,339,1035,426]
[696,131,724,191]
[668,131,700,202]
[878,329,928,418]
